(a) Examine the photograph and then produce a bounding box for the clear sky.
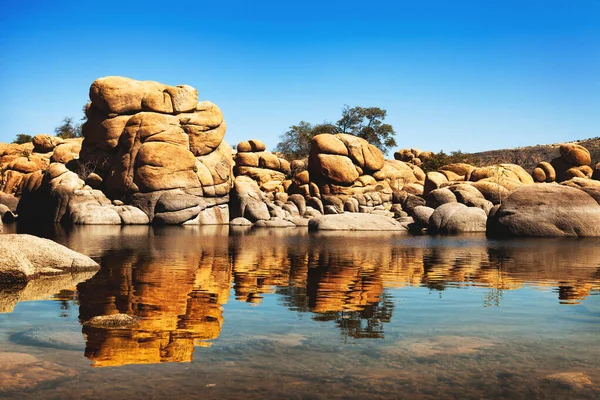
[1,0,598,155]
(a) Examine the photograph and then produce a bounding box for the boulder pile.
[3,76,600,236]
[283,133,425,218]
[532,143,593,183]
[393,148,434,166]
[234,139,291,195]
[18,77,234,225]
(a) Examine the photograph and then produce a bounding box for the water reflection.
[76,228,231,367]
[3,224,600,368]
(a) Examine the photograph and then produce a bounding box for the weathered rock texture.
[234,139,291,195]
[532,143,594,183]
[17,77,234,224]
[308,213,407,231]
[281,134,426,220]
[0,234,99,282]
[393,148,434,166]
[487,184,600,237]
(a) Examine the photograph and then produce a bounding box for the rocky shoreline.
[0,76,599,236]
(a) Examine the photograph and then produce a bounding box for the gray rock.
[285,216,310,226]
[306,197,324,214]
[83,314,140,329]
[344,197,359,213]
[0,234,99,283]
[230,217,253,226]
[426,188,457,209]
[254,218,296,228]
[155,191,204,213]
[183,204,229,225]
[487,184,600,237]
[267,203,286,219]
[412,206,435,226]
[443,207,487,233]
[115,205,150,224]
[282,202,300,217]
[324,205,340,214]
[429,203,487,234]
[429,203,467,233]
[154,205,203,225]
[401,193,426,214]
[288,194,306,216]
[303,206,322,218]
[308,213,407,231]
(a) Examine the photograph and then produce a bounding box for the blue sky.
[1,0,598,155]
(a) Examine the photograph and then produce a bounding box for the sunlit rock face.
[0,138,82,210]
[305,134,424,197]
[78,76,234,224]
[234,139,291,193]
[487,184,600,237]
[13,77,234,225]
[280,134,425,220]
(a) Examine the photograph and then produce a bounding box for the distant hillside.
[469,137,600,172]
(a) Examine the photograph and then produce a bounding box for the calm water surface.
[0,224,599,399]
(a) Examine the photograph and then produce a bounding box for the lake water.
[0,224,599,399]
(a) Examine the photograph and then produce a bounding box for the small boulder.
[308,213,407,231]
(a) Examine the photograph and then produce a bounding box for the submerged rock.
[0,352,77,393]
[544,372,593,390]
[11,325,85,351]
[83,313,140,329]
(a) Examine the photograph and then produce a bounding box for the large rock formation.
[280,134,425,219]
[487,184,600,237]
[17,77,234,225]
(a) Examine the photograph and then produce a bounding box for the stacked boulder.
[234,139,291,196]
[424,163,533,205]
[0,136,84,220]
[410,162,535,234]
[298,133,424,217]
[18,76,234,225]
[393,148,434,166]
[532,143,593,183]
[1,140,49,196]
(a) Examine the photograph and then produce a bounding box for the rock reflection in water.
[6,224,598,368]
[76,226,231,367]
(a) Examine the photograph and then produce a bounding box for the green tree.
[275,121,316,160]
[12,134,33,144]
[275,105,397,160]
[337,106,397,154]
[54,117,82,139]
[420,150,480,172]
